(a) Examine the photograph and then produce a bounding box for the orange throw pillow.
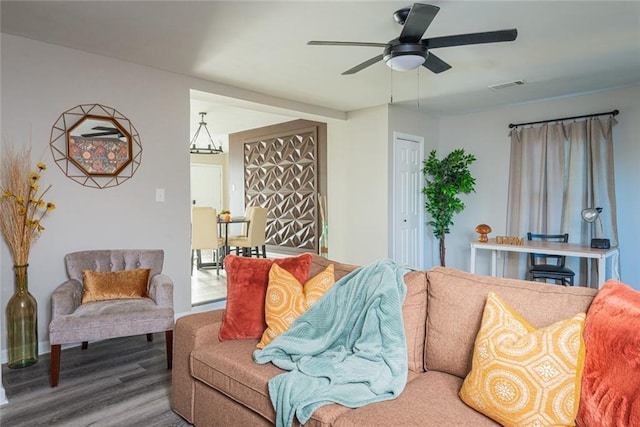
[257,263,335,348]
[218,254,313,341]
[575,280,640,427]
[81,268,150,303]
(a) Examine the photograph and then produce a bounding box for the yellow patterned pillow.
[459,292,586,427]
[257,263,335,349]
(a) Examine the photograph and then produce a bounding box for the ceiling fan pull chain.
[390,67,394,104]
[416,67,420,110]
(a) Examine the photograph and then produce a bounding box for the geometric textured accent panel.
[244,130,317,251]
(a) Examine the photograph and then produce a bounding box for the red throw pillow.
[576,280,640,427]
[218,253,313,341]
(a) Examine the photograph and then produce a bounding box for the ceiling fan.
[81,126,124,138]
[308,3,517,75]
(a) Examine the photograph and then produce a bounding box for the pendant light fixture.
[189,112,223,154]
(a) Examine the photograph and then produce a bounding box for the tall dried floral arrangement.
[0,143,56,273]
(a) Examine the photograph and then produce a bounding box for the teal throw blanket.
[253,258,410,427]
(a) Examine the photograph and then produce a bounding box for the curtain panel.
[505,116,618,286]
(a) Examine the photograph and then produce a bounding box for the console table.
[469,238,619,288]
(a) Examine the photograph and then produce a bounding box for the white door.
[190,164,223,210]
[392,133,424,268]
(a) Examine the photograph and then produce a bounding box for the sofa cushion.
[218,254,313,341]
[425,267,597,379]
[459,292,586,427]
[576,280,640,427]
[309,255,358,281]
[190,338,350,425]
[49,298,174,344]
[257,263,335,349]
[402,271,428,373]
[332,371,500,427]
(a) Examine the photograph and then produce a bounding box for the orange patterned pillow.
[81,268,150,303]
[257,263,335,348]
[460,292,586,427]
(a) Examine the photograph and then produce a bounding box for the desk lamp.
[581,207,610,249]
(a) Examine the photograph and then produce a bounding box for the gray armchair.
[48,249,174,387]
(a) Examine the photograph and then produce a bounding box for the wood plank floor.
[0,334,191,426]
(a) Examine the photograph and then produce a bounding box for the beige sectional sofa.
[172,254,597,426]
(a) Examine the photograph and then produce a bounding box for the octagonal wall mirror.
[67,115,132,176]
[50,104,142,189]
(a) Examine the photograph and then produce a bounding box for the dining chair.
[228,206,268,258]
[226,206,256,241]
[191,207,225,275]
[527,232,575,286]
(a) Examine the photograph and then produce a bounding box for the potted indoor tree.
[422,148,476,266]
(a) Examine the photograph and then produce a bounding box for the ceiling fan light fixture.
[385,53,426,71]
[383,41,427,71]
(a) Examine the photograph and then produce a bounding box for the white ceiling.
[3,1,640,135]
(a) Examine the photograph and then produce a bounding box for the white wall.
[388,104,439,269]
[437,86,640,290]
[2,33,638,374]
[326,106,389,265]
[327,104,441,269]
[0,34,347,365]
[0,34,193,359]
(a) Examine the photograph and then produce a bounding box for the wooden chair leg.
[165,330,173,369]
[147,333,153,342]
[81,341,88,350]
[51,344,61,387]
[261,245,267,258]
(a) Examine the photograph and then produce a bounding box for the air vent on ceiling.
[488,80,525,91]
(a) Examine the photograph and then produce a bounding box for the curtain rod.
[508,109,619,129]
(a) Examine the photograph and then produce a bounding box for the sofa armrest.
[171,309,225,423]
[148,273,173,307]
[51,280,82,319]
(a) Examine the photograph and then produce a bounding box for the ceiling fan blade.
[422,52,452,74]
[91,126,119,131]
[308,41,387,48]
[342,54,384,75]
[81,131,119,137]
[423,29,518,49]
[399,3,440,42]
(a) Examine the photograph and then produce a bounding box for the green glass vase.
[7,264,38,368]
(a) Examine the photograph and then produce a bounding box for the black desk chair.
[527,232,575,286]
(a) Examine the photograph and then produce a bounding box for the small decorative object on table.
[475,224,492,243]
[496,235,524,245]
[220,210,231,222]
[0,143,56,368]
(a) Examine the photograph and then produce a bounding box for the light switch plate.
[155,188,165,202]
